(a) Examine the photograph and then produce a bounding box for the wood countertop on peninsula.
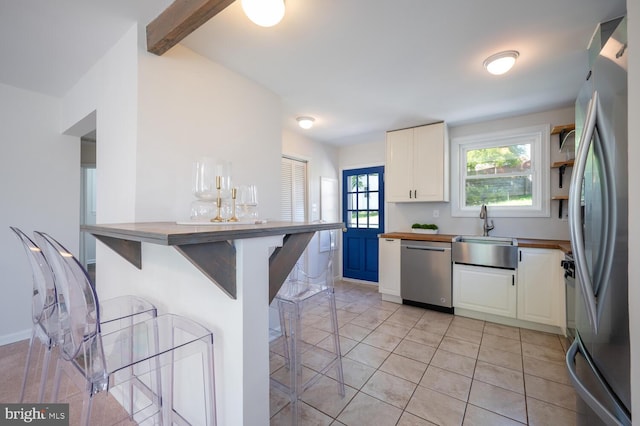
[379,232,571,253]
[83,221,344,301]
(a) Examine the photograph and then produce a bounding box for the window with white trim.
[451,125,550,217]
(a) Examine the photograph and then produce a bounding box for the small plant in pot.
[411,223,439,234]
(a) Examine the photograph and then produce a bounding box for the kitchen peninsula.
[82,220,344,426]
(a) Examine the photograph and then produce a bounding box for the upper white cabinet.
[517,248,565,327]
[385,122,449,202]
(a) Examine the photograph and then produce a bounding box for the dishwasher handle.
[403,245,450,252]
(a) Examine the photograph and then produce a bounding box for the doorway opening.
[80,131,96,283]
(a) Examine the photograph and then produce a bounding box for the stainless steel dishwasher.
[401,240,453,313]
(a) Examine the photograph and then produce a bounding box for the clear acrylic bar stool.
[270,233,344,425]
[36,231,216,426]
[10,226,156,402]
[10,226,61,403]
[11,227,157,403]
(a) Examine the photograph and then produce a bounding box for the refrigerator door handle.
[569,90,599,332]
[566,337,631,426]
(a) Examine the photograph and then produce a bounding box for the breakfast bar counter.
[82,221,344,301]
[82,220,344,426]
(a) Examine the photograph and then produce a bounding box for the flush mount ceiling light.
[483,50,519,75]
[241,0,285,27]
[297,116,315,129]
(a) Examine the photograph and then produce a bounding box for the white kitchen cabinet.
[385,122,449,202]
[517,248,564,326]
[453,264,517,318]
[378,238,401,303]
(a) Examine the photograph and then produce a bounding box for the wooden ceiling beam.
[147,0,236,56]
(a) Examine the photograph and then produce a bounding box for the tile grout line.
[270,281,577,425]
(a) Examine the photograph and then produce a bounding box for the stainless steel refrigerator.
[566,16,630,426]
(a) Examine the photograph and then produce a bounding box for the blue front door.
[342,166,384,282]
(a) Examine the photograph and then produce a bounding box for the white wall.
[339,138,385,171]
[0,83,79,344]
[136,47,282,222]
[626,0,638,421]
[59,25,282,423]
[61,25,139,225]
[339,107,574,240]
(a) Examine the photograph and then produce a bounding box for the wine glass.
[192,157,216,201]
[237,184,259,221]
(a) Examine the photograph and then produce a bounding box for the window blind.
[281,157,307,221]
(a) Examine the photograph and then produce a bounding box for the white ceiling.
[0,0,626,145]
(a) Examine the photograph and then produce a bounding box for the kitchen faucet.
[480,204,494,236]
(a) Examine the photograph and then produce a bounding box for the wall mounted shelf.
[551,160,575,189]
[551,124,576,150]
[551,195,569,218]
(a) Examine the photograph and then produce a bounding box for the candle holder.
[211,176,225,222]
[228,187,239,222]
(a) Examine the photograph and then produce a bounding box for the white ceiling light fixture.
[483,50,520,75]
[241,0,285,27]
[297,116,315,129]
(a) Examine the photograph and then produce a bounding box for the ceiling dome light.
[241,0,285,27]
[297,116,315,129]
[483,50,519,75]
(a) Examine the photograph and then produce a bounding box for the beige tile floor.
[0,340,136,425]
[0,279,577,426]
[270,280,578,426]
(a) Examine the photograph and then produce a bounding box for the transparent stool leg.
[162,324,175,425]
[51,357,63,402]
[278,300,290,367]
[38,344,53,402]
[328,290,345,396]
[19,329,37,402]
[80,392,93,426]
[205,340,217,426]
[288,302,300,426]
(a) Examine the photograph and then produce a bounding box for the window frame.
[451,124,550,218]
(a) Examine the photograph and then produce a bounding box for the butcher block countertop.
[379,232,571,253]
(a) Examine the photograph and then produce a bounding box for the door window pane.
[345,172,381,229]
[369,193,379,210]
[368,174,379,191]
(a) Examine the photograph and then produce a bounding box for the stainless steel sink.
[452,235,518,269]
[453,235,517,245]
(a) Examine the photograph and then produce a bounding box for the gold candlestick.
[211,176,224,222]
[228,187,239,222]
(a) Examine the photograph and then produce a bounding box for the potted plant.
[411,223,439,234]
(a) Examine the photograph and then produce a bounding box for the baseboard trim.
[340,278,378,287]
[0,328,30,346]
[454,308,564,335]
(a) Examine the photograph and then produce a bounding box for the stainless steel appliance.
[452,236,518,269]
[400,240,452,313]
[561,253,576,339]
[566,16,630,426]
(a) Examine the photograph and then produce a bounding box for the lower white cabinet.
[453,248,565,328]
[517,248,564,327]
[378,238,401,302]
[453,264,517,318]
